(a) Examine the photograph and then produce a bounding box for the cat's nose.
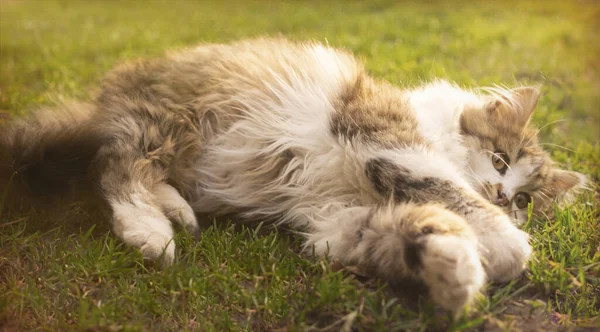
[493,189,509,206]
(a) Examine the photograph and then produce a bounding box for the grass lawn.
[1,0,599,330]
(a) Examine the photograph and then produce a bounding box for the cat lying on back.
[0,38,586,313]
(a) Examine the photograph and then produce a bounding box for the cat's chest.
[409,96,468,169]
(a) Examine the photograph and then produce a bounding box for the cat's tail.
[0,102,103,211]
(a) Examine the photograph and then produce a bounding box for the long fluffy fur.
[0,102,101,209]
[1,38,587,313]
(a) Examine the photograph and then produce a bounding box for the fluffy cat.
[0,38,586,312]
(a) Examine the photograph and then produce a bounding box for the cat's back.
[96,38,425,152]
[97,38,363,108]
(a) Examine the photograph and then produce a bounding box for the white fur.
[182,45,531,312]
[111,184,175,264]
[408,81,543,224]
[407,81,532,272]
[421,234,485,312]
[153,183,199,236]
[409,80,483,173]
[474,214,532,281]
[469,151,503,188]
[192,46,372,225]
[503,162,536,198]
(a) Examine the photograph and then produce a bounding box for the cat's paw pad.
[419,234,485,312]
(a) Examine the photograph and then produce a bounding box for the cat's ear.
[511,86,541,125]
[486,86,541,128]
[547,168,588,200]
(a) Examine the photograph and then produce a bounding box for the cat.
[0,38,587,313]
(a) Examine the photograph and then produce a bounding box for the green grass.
[1,0,599,330]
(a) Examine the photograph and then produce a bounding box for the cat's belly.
[187,125,379,221]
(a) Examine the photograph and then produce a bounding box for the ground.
[0,0,599,331]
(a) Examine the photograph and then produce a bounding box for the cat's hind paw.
[153,183,200,238]
[139,233,176,266]
[111,195,177,266]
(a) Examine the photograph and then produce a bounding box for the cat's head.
[460,86,588,223]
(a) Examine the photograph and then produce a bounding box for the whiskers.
[539,142,575,153]
[507,206,530,221]
[507,207,528,214]
[537,188,554,202]
[520,118,566,148]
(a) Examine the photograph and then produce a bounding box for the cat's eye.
[514,192,532,209]
[491,150,510,174]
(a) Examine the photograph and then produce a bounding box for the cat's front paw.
[419,234,485,312]
[478,215,532,282]
[479,215,532,282]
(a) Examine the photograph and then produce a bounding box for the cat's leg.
[93,125,179,265]
[458,206,531,282]
[153,183,199,237]
[302,203,485,312]
[365,155,532,282]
